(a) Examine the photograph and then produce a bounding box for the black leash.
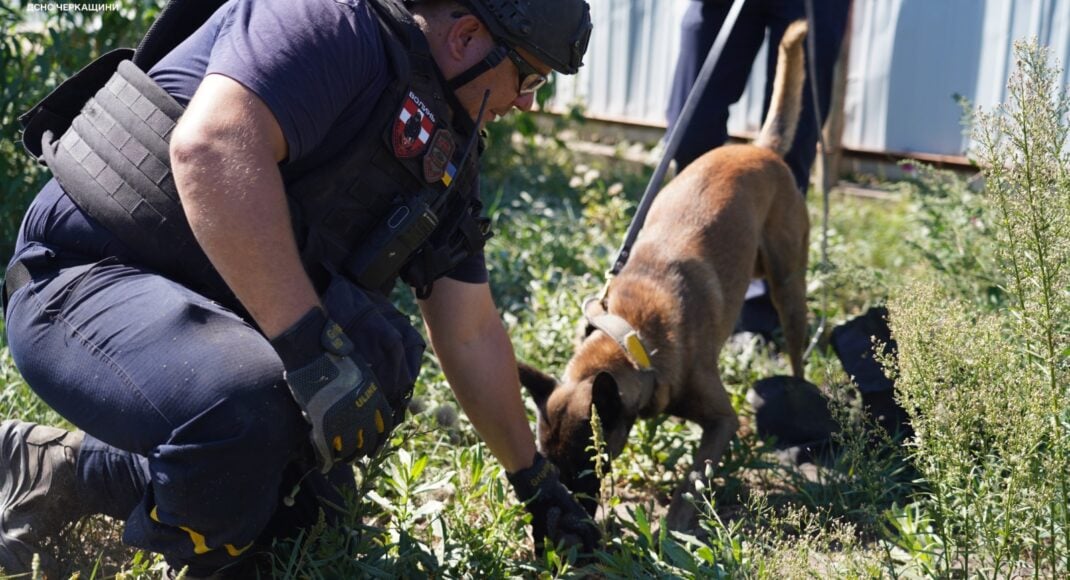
[802,0,833,359]
[605,0,748,282]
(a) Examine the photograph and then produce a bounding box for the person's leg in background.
[763,0,852,192]
[667,0,769,171]
[738,0,852,339]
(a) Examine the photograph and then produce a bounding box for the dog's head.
[518,357,647,516]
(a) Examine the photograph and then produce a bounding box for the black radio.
[346,194,439,290]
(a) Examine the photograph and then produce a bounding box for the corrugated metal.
[551,0,1070,158]
[555,0,688,123]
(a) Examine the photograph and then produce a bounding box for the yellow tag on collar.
[624,331,652,369]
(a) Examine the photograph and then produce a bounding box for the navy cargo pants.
[667,0,852,190]
[3,181,379,575]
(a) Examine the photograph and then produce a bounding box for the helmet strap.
[447,44,508,91]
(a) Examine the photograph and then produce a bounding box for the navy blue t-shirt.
[151,0,386,167]
[18,0,486,285]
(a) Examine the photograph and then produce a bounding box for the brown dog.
[519,21,810,531]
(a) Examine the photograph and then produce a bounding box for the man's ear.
[591,372,623,425]
[445,13,487,62]
[518,362,557,414]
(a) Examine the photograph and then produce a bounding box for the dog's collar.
[583,296,660,417]
[582,297,653,370]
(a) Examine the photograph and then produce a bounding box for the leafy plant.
[889,39,1070,577]
[902,163,1006,309]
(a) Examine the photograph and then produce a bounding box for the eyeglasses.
[503,46,548,95]
[447,9,548,95]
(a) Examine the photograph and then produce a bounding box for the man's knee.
[136,382,307,566]
[176,367,304,460]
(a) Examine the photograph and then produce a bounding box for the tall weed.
[902,164,1005,310]
[889,39,1070,577]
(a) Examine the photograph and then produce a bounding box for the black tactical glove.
[507,452,601,556]
[271,308,394,473]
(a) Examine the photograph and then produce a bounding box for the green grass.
[0,122,927,577]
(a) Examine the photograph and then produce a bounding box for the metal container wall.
[552,0,1070,158]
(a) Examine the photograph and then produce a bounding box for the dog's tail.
[755,20,808,156]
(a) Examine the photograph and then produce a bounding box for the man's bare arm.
[418,278,536,472]
[170,73,318,338]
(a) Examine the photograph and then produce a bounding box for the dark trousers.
[667,0,851,191]
[4,180,352,575]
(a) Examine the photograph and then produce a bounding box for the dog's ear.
[591,372,623,425]
[517,362,558,414]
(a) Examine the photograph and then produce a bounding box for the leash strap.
[801,0,836,360]
[607,0,748,278]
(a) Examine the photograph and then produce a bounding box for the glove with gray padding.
[271,308,394,472]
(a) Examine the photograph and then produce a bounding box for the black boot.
[0,420,88,575]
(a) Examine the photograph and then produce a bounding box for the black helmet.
[459,0,592,74]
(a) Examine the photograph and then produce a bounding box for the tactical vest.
[19,0,490,301]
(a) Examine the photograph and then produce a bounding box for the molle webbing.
[41,60,216,284]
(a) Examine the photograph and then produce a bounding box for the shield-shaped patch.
[393,91,436,158]
[423,129,455,184]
